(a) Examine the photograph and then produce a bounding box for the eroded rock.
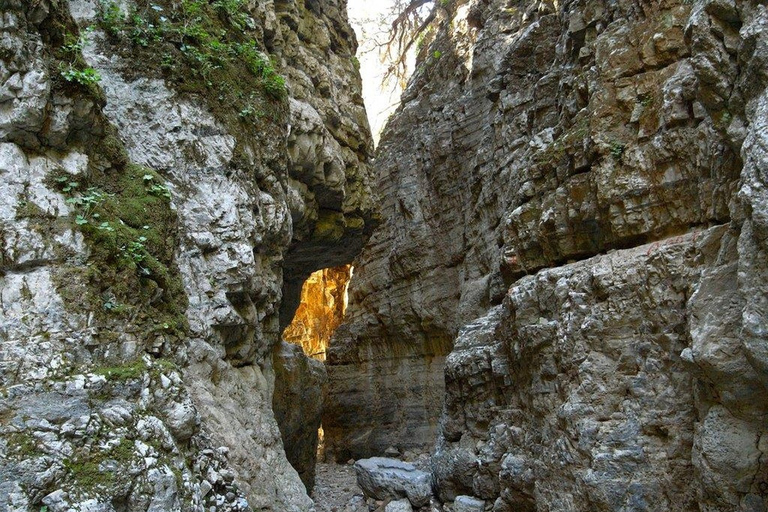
[354,457,433,507]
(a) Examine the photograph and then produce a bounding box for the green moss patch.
[95,0,288,142]
[50,159,188,344]
[64,438,136,491]
[93,359,148,382]
[4,431,42,460]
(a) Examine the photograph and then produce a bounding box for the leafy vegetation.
[95,0,288,137]
[51,156,188,344]
[45,24,104,97]
[61,66,102,85]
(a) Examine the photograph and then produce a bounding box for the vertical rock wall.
[327,0,768,509]
[0,0,373,510]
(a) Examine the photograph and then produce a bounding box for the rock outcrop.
[354,457,432,507]
[273,341,326,494]
[0,0,374,510]
[327,0,768,509]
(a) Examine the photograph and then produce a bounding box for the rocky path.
[312,455,436,512]
[312,462,368,512]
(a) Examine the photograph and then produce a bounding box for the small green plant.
[610,140,626,161]
[98,0,125,36]
[64,186,111,224]
[62,28,92,55]
[142,174,172,199]
[128,14,161,47]
[55,175,79,193]
[262,73,286,100]
[61,66,102,85]
[212,0,250,29]
[433,50,442,59]
[122,236,149,274]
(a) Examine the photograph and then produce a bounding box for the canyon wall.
[0,0,373,510]
[327,0,768,509]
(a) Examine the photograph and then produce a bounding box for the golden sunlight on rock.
[283,265,352,361]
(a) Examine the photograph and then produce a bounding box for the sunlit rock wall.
[283,265,352,360]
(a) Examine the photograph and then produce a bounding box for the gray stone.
[272,341,327,493]
[355,457,432,507]
[385,498,414,512]
[453,496,485,512]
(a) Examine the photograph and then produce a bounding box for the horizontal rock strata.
[327,0,768,509]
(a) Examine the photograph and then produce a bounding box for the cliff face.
[327,0,768,509]
[0,0,373,510]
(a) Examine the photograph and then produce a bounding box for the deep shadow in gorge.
[273,265,352,494]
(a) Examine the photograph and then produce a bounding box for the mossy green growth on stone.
[93,359,148,381]
[95,0,288,146]
[63,438,136,492]
[64,459,115,491]
[14,196,51,220]
[50,134,188,347]
[93,357,177,382]
[38,6,105,102]
[4,431,42,460]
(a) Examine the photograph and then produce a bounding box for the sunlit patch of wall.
[282,265,352,360]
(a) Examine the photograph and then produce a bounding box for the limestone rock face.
[327,0,768,509]
[0,0,373,510]
[273,341,327,494]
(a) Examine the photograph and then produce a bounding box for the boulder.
[354,457,432,507]
[385,498,414,512]
[454,495,485,512]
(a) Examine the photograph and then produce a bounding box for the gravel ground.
[312,455,436,512]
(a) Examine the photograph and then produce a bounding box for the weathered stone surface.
[453,496,485,512]
[325,0,742,460]
[273,341,327,493]
[354,457,433,507]
[385,498,414,512]
[432,226,768,511]
[328,0,768,510]
[0,0,374,510]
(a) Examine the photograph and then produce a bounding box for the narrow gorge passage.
[2,0,767,511]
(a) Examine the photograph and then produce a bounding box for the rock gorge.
[0,0,766,512]
[325,0,768,509]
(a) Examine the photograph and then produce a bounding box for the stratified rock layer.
[0,0,374,510]
[327,0,767,509]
